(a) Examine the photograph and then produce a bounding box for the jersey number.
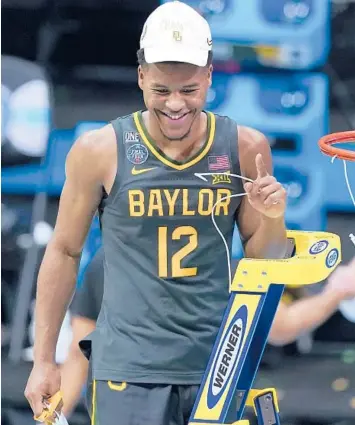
[158,226,198,278]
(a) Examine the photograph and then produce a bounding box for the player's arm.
[34,132,104,365]
[61,248,104,416]
[25,127,114,417]
[61,316,95,417]
[269,257,355,345]
[236,126,288,259]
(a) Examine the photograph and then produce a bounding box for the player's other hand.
[243,153,287,219]
[326,256,355,301]
[25,361,61,420]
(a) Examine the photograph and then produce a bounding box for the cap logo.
[173,31,182,42]
[207,38,212,46]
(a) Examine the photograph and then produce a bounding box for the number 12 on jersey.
[158,226,198,278]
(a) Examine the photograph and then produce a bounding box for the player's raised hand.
[243,153,287,219]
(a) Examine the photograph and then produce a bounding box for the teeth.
[166,113,185,120]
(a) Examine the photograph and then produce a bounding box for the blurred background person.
[269,256,355,346]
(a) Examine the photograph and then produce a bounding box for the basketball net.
[329,151,355,323]
[319,131,355,322]
[331,154,355,210]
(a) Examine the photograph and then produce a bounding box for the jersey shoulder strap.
[102,113,138,206]
[212,113,241,177]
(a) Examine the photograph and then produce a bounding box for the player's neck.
[143,110,207,160]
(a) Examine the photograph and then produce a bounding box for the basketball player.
[25,2,289,424]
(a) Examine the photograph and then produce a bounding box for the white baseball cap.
[140,1,212,67]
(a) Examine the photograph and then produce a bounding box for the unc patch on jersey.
[126,143,149,165]
[207,305,247,409]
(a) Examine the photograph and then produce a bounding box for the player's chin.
[164,130,191,141]
[156,110,195,138]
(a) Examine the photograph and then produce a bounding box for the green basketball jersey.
[92,110,244,384]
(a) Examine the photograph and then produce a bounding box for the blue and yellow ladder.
[189,230,341,425]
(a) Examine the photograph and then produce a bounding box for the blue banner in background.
[207,73,328,159]
[161,0,331,70]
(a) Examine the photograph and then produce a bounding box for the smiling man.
[25,2,288,425]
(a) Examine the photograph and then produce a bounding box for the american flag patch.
[208,154,231,171]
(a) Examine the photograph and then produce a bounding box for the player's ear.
[138,65,144,90]
[207,64,213,87]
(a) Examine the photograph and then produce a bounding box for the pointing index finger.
[255,153,269,179]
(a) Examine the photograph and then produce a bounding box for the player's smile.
[160,111,190,121]
[156,109,196,139]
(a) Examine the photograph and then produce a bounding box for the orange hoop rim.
[318,131,355,162]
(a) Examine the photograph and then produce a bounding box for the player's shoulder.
[67,124,116,169]
[72,111,136,154]
[73,123,115,154]
[237,125,269,155]
[65,124,117,181]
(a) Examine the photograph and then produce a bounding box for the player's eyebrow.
[151,83,200,89]
[181,83,200,89]
[151,84,168,89]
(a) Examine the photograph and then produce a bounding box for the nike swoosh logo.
[131,166,157,175]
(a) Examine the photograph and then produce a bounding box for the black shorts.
[86,380,200,425]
